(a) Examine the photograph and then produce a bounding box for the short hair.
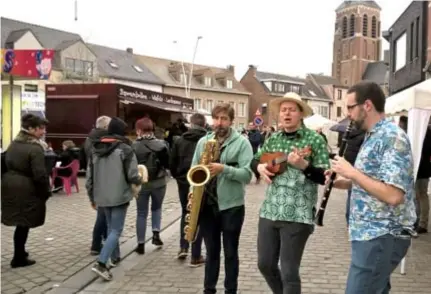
[135,117,154,132]
[21,114,48,130]
[95,116,111,129]
[190,113,206,127]
[211,103,235,121]
[62,140,75,148]
[347,81,386,113]
[399,115,408,124]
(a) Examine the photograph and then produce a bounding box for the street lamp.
[173,36,203,98]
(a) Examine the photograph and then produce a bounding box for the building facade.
[240,66,333,127]
[136,55,250,128]
[383,0,428,94]
[332,1,382,87]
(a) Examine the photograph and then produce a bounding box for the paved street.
[1,178,182,294]
[80,183,431,294]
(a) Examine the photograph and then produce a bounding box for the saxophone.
[184,139,220,243]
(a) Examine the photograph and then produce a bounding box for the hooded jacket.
[191,128,253,211]
[85,117,142,207]
[169,126,207,181]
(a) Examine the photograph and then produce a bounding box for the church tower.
[332,1,382,87]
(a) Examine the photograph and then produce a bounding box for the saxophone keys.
[186,202,193,211]
[185,214,191,222]
[188,192,193,200]
[184,225,190,234]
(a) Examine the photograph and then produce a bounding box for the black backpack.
[133,141,162,181]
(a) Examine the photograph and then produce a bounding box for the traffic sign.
[253,115,263,126]
[255,109,261,116]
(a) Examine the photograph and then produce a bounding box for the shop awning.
[117,84,195,114]
[120,97,195,114]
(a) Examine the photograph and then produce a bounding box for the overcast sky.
[2,0,413,80]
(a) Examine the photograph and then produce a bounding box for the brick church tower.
[332,1,382,87]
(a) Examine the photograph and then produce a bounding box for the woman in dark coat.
[1,114,51,268]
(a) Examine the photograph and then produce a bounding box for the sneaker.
[135,244,145,255]
[91,263,113,281]
[51,186,63,193]
[152,231,164,248]
[90,250,100,256]
[189,256,205,268]
[416,227,428,234]
[177,248,188,260]
[108,258,120,268]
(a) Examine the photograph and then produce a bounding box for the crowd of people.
[1,80,430,294]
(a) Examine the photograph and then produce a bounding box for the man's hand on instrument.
[287,148,309,170]
[208,163,224,177]
[324,170,351,190]
[331,155,356,179]
[257,163,274,184]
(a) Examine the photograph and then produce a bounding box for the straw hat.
[269,92,313,118]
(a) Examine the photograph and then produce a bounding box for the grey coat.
[86,136,142,207]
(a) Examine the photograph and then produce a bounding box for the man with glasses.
[328,81,416,293]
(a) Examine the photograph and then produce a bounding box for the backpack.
[133,141,162,182]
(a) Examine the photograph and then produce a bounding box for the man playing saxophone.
[190,103,253,294]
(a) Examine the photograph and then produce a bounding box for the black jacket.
[418,127,431,179]
[344,128,365,165]
[169,127,207,181]
[1,131,51,228]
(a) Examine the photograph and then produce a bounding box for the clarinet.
[314,121,354,226]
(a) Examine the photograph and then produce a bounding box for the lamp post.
[173,36,203,98]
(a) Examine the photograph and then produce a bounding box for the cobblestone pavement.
[81,182,431,294]
[1,177,182,294]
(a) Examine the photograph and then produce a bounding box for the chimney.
[126,47,133,54]
[383,50,390,65]
[227,65,235,74]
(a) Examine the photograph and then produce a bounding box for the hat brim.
[269,97,313,118]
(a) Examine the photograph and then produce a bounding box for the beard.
[353,109,367,130]
[214,126,230,138]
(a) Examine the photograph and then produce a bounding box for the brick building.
[136,55,250,129]
[240,66,333,127]
[332,1,382,87]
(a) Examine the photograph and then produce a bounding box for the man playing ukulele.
[250,92,330,294]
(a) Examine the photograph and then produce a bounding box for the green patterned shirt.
[254,126,330,224]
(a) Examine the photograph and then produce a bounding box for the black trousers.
[200,205,245,294]
[257,218,312,294]
[13,226,30,260]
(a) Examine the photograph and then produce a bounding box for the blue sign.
[254,116,263,126]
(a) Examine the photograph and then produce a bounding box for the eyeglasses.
[346,103,363,111]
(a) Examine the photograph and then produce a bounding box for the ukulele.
[259,146,312,175]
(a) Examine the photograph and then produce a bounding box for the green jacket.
[191,128,253,211]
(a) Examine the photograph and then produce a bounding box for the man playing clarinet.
[251,92,330,294]
[329,81,416,293]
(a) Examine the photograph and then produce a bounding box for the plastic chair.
[51,160,80,196]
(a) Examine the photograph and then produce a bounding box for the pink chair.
[51,160,80,196]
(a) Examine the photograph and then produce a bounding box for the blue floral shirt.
[349,119,417,241]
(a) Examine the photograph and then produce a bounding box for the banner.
[1,49,54,79]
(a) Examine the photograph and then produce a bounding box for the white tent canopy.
[384,78,431,180]
[304,114,336,130]
[385,79,431,116]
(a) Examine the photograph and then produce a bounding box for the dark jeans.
[346,188,352,225]
[13,226,30,261]
[200,205,245,294]
[136,186,166,243]
[346,234,411,294]
[91,207,107,252]
[257,218,312,294]
[177,180,203,258]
